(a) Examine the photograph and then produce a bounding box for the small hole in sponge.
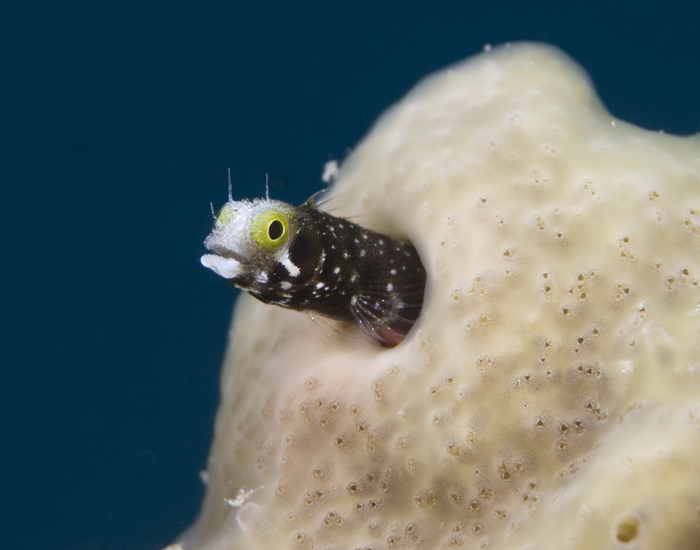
[616,517,639,542]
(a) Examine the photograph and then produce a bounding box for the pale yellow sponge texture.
[177,43,700,550]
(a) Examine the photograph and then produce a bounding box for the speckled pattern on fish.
[201,197,426,346]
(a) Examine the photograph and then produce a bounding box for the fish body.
[201,196,426,346]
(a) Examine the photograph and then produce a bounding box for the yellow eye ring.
[250,208,290,250]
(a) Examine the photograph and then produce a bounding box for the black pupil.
[268,219,284,240]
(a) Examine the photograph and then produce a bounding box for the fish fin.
[350,295,409,347]
[303,188,333,209]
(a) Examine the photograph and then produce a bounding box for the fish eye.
[268,219,285,240]
[250,208,290,250]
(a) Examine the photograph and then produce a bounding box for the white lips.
[200,254,241,279]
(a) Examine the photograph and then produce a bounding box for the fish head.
[201,198,296,283]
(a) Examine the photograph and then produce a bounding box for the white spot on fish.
[281,256,301,277]
[281,281,292,290]
[334,267,340,274]
[360,250,366,257]
[387,283,394,291]
[391,269,397,275]
[316,282,325,289]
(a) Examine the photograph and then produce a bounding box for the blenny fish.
[200,192,427,347]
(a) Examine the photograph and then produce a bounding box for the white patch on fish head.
[204,199,258,257]
[281,255,301,277]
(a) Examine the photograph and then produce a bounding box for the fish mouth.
[201,239,252,280]
[200,254,243,279]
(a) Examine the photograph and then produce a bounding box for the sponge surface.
[176,43,700,550]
